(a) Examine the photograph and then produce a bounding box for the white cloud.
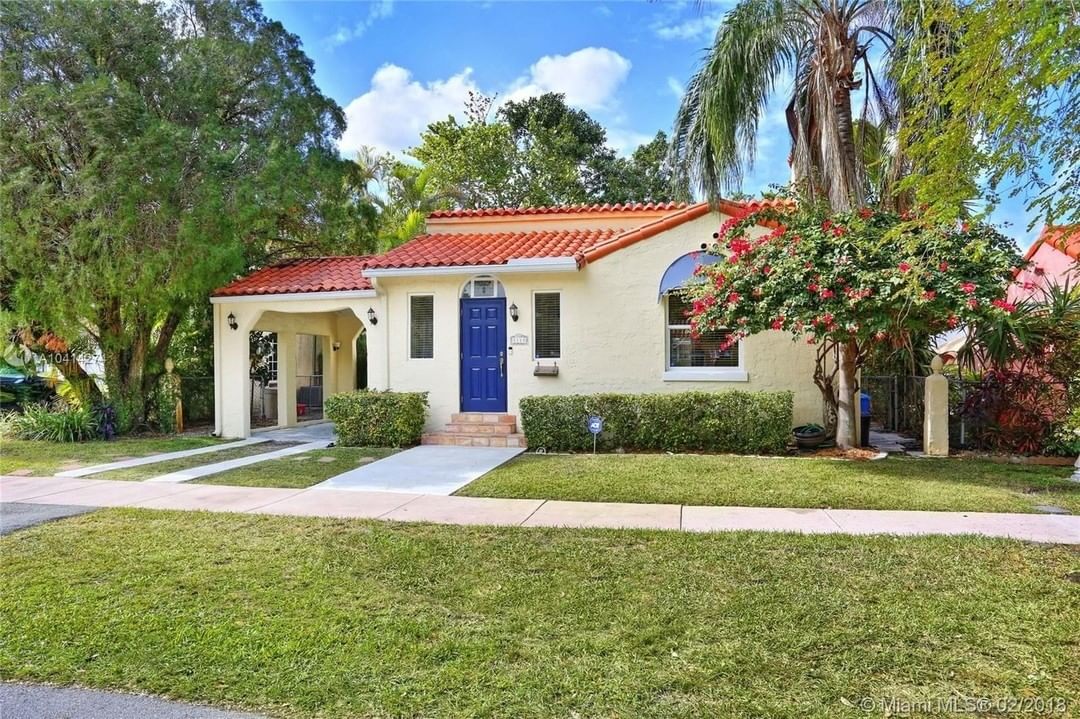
[325,0,394,49]
[338,64,479,156]
[503,47,631,111]
[338,47,635,156]
[666,76,684,99]
[651,2,736,43]
[606,128,655,156]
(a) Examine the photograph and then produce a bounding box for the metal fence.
[863,375,991,450]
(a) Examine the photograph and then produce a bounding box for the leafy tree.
[682,201,1021,448]
[898,0,1080,225]
[591,132,691,204]
[410,92,687,208]
[0,0,369,429]
[670,0,905,211]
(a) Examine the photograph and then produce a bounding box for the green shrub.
[325,390,428,447]
[519,390,794,454]
[5,401,98,442]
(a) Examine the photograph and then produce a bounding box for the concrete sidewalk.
[1,475,1077,543]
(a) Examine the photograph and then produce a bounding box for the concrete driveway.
[314,445,524,495]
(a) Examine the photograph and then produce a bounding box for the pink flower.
[922,290,936,301]
[727,292,741,305]
[967,298,979,309]
[819,288,835,299]
[960,282,976,294]
[807,282,819,293]
[762,265,772,275]
[898,262,912,273]
[938,261,949,272]
[771,317,785,330]
[947,315,959,329]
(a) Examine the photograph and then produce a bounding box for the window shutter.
[410,295,434,359]
[534,292,561,359]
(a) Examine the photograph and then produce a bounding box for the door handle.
[499,351,505,377]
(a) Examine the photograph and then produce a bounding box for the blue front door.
[460,298,507,412]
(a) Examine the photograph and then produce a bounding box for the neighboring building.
[1009,224,1079,303]
[211,202,822,441]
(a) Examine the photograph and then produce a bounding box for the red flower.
[771,317,785,330]
[991,298,1016,313]
[858,208,873,219]
[762,265,772,275]
[898,262,912,273]
[727,292,741,305]
[938,261,949,272]
[960,282,976,294]
[947,315,959,329]
[966,298,979,309]
[922,290,936,301]
[807,282,819,293]
[961,222,970,232]
[819,288,835,299]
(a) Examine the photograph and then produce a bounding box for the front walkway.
[2,476,1077,543]
[315,445,524,494]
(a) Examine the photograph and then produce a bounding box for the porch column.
[276,331,298,427]
[214,304,259,439]
[333,311,364,395]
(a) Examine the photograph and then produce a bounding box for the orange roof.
[428,202,689,219]
[364,228,621,270]
[1025,224,1080,262]
[213,256,372,297]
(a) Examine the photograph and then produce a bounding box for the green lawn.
[1,510,1076,718]
[458,454,1080,514]
[93,442,299,481]
[194,447,399,488]
[0,436,221,476]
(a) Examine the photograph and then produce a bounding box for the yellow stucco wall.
[375,212,824,431]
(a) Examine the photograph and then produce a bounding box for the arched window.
[659,252,746,381]
[460,275,506,298]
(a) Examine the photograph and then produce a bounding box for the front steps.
[421,412,526,448]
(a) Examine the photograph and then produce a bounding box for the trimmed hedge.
[325,390,428,447]
[519,390,794,454]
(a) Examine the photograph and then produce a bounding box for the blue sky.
[262,0,1041,248]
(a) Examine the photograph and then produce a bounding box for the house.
[1009,224,1079,303]
[211,202,822,442]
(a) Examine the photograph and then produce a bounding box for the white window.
[664,294,747,381]
[409,295,434,359]
[533,292,561,359]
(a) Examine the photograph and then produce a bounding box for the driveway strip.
[54,437,270,478]
[2,476,1078,543]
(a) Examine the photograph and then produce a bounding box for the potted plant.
[793,423,827,449]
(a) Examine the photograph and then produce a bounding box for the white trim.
[408,293,435,360]
[663,369,749,383]
[211,289,376,304]
[532,290,562,360]
[363,257,579,278]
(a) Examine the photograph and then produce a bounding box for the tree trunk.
[832,84,863,211]
[835,340,860,449]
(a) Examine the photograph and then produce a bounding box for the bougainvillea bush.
[682,200,1022,448]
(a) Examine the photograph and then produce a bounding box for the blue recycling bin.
[859,391,872,447]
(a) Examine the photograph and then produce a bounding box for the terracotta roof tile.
[428,202,689,219]
[1028,224,1080,262]
[363,228,622,270]
[213,256,372,297]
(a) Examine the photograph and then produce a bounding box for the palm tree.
[670,0,901,211]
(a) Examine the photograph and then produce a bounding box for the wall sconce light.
[509,303,519,322]
[367,307,378,325]
[331,341,342,352]
[227,312,238,331]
